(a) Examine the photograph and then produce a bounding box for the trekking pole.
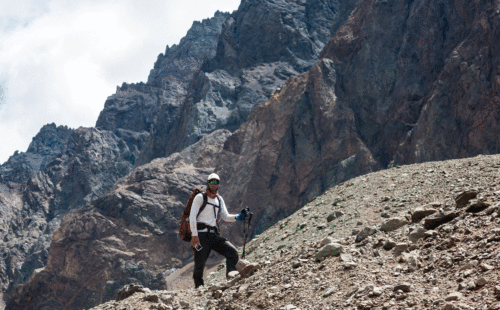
[242,208,253,259]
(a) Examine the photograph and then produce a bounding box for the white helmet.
[207,173,220,182]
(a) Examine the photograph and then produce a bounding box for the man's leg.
[193,233,212,288]
[211,234,239,279]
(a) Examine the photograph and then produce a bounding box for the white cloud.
[0,0,240,164]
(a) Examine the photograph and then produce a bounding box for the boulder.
[411,207,438,223]
[380,217,408,232]
[465,199,490,213]
[423,211,460,230]
[408,226,427,243]
[455,191,478,208]
[316,243,344,260]
[355,226,378,243]
[393,243,409,256]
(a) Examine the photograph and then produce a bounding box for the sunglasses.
[208,179,219,185]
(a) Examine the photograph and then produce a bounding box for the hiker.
[190,173,249,289]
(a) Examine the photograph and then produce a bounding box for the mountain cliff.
[2,0,500,309]
[136,0,361,165]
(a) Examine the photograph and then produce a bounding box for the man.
[190,173,249,289]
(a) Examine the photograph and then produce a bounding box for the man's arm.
[219,196,237,222]
[189,194,203,237]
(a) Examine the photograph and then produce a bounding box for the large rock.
[423,211,460,230]
[356,226,378,243]
[380,217,408,232]
[455,191,478,209]
[411,207,438,223]
[408,226,427,243]
[316,243,344,260]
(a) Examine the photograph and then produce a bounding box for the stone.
[316,243,344,260]
[455,191,478,208]
[423,211,460,230]
[322,286,336,297]
[484,203,500,215]
[424,230,438,238]
[327,211,344,222]
[412,207,438,223]
[408,226,427,243]
[383,239,396,250]
[465,199,490,213]
[343,262,358,269]
[380,217,408,232]
[320,237,335,246]
[239,263,260,279]
[116,284,146,301]
[393,282,411,292]
[479,263,494,271]
[475,277,488,287]
[340,254,353,262]
[444,292,462,301]
[442,303,460,310]
[393,243,409,256]
[355,226,378,243]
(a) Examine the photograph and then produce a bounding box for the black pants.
[193,232,239,288]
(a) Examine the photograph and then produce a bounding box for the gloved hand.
[236,208,249,221]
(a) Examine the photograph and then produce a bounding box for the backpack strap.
[196,193,208,219]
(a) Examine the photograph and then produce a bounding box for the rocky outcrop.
[0,127,140,307]
[319,0,500,166]
[0,123,73,184]
[137,0,361,165]
[44,127,138,214]
[5,130,232,310]
[95,12,231,155]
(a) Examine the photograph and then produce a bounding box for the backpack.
[179,188,221,244]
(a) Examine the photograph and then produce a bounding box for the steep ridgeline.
[95,11,231,161]
[137,0,362,165]
[0,123,73,184]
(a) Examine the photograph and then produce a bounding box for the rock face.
[326,0,500,166]
[0,127,141,308]
[5,130,232,310]
[137,0,362,165]
[0,123,73,184]
[95,11,230,143]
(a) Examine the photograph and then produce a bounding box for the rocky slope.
[89,153,500,310]
[3,0,500,308]
[136,0,361,164]
[0,1,362,306]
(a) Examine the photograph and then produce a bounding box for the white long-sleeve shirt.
[189,193,237,237]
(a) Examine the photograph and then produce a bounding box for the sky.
[0,0,241,164]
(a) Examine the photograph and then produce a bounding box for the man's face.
[209,182,219,192]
